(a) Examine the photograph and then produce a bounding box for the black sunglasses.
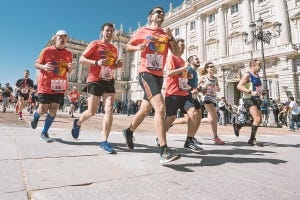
[208,65,214,68]
[152,10,165,15]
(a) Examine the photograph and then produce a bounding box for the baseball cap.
[56,30,68,36]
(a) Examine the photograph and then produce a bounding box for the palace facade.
[43,0,300,105]
[129,0,300,105]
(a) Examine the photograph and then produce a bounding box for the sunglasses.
[152,10,165,15]
[208,65,214,68]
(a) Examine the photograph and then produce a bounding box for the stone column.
[197,15,205,61]
[77,64,83,83]
[117,45,123,80]
[273,0,290,44]
[217,5,227,57]
[241,0,254,51]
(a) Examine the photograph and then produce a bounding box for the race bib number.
[146,54,163,71]
[178,78,188,91]
[51,80,67,93]
[100,66,114,80]
[206,85,217,97]
[21,88,29,94]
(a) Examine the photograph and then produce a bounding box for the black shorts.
[18,93,29,101]
[139,72,163,101]
[193,98,202,110]
[31,96,39,103]
[165,95,194,116]
[243,97,261,111]
[38,93,64,104]
[86,80,115,96]
[17,92,29,101]
[202,95,217,107]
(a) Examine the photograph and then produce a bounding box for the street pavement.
[1,109,300,200]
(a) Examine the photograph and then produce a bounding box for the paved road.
[1,108,300,200]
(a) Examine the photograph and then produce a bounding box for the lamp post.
[242,17,281,101]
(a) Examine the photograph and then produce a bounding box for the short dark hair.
[187,55,196,64]
[25,70,30,73]
[289,96,295,101]
[101,22,114,31]
[250,58,259,67]
[148,6,164,16]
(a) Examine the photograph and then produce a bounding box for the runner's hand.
[44,62,55,72]
[116,59,123,68]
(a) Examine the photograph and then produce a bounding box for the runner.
[236,58,264,146]
[198,62,225,145]
[161,39,202,153]
[123,6,181,163]
[29,84,38,114]
[71,23,122,154]
[186,55,204,145]
[2,83,13,113]
[68,86,80,118]
[15,70,34,120]
[30,30,72,142]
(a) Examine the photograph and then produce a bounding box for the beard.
[194,63,200,68]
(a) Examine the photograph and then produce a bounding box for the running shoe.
[213,137,225,145]
[192,137,202,145]
[184,140,203,153]
[160,147,181,164]
[31,117,39,129]
[123,128,134,149]
[71,119,81,139]
[248,139,264,147]
[40,132,54,143]
[99,141,115,154]
[18,116,23,120]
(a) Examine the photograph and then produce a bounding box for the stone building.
[128,0,300,105]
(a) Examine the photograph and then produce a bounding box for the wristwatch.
[169,36,175,41]
[95,60,98,66]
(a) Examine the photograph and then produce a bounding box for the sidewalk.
[1,117,300,199]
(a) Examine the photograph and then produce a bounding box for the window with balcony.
[206,42,218,60]
[228,37,240,56]
[230,4,239,15]
[209,13,215,23]
[175,28,180,36]
[190,21,195,30]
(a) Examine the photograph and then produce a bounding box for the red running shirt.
[36,46,72,94]
[68,90,80,103]
[83,40,118,82]
[128,27,170,76]
[165,55,189,97]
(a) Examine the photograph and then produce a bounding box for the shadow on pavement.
[54,138,159,154]
[163,155,287,172]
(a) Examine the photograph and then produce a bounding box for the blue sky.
[0,0,182,86]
